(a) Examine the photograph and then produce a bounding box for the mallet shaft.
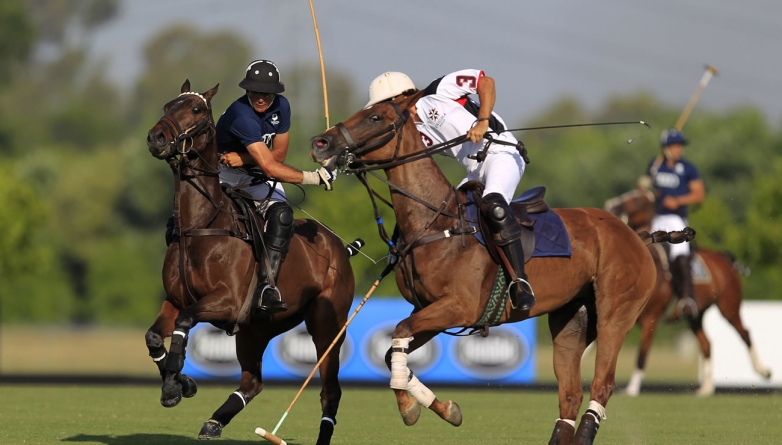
[674,64,718,131]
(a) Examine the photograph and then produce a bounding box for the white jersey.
[414,69,525,202]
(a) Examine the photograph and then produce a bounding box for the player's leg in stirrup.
[255,200,294,314]
[481,193,535,311]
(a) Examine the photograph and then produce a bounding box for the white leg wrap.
[556,418,576,428]
[586,400,607,423]
[749,346,772,378]
[390,337,413,389]
[697,357,715,396]
[625,369,644,397]
[407,374,436,408]
[321,417,335,426]
[232,391,247,407]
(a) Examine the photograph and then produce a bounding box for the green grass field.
[1,385,780,444]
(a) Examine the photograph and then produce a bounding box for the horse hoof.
[399,400,421,426]
[198,419,223,439]
[160,393,182,408]
[160,381,183,408]
[440,400,462,427]
[180,374,198,398]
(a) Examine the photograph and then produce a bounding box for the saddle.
[220,184,267,266]
[459,181,549,266]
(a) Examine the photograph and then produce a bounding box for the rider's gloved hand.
[317,167,337,191]
[302,167,337,191]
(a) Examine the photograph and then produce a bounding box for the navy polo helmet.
[239,60,285,93]
[660,128,688,147]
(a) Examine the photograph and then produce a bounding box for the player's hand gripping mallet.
[255,263,395,444]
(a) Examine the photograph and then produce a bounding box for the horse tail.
[720,250,752,277]
[637,227,696,246]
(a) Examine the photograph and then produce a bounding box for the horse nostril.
[157,131,167,145]
[312,137,329,151]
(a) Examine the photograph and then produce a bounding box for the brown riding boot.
[482,193,536,311]
[672,255,698,320]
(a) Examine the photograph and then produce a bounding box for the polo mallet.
[255,263,396,445]
[650,64,718,174]
[308,0,330,129]
[674,64,719,131]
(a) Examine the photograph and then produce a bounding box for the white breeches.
[457,150,525,204]
[220,166,286,203]
[651,213,690,259]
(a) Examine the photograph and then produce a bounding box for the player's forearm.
[476,76,496,119]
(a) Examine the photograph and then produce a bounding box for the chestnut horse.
[309,90,693,444]
[604,188,772,396]
[145,80,356,444]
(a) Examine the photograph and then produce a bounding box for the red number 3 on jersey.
[455,75,477,88]
[420,133,433,147]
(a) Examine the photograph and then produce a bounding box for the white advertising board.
[702,301,782,388]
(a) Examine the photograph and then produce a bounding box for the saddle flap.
[221,184,266,263]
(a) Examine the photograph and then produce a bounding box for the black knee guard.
[482,193,521,245]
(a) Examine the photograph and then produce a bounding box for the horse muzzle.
[147,127,174,159]
[310,135,338,169]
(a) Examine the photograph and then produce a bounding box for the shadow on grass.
[62,434,305,445]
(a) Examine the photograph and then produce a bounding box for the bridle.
[330,99,478,266]
[156,92,217,162]
[334,101,470,175]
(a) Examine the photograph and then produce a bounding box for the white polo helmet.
[365,72,416,108]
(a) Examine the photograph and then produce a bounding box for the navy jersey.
[648,157,700,218]
[216,94,291,175]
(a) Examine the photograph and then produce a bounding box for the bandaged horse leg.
[198,390,248,439]
[548,304,591,445]
[387,333,462,427]
[696,357,715,397]
[160,317,197,407]
[750,346,773,379]
[573,400,607,445]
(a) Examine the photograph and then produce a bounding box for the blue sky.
[91,0,782,125]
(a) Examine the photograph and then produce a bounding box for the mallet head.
[255,427,287,445]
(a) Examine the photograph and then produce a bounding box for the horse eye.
[192,107,202,114]
[370,114,381,122]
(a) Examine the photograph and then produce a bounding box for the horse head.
[603,187,655,231]
[310,90,425,171]
[147,79,219,160]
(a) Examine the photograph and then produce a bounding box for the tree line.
[1,1,780,325]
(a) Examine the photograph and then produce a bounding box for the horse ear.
[395,89,425,111]
[181,79,191,94]
[203,84,219,103]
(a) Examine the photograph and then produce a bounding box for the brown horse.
[604,188,771,396]
[145,80,356,444]
[308,91,693,444]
